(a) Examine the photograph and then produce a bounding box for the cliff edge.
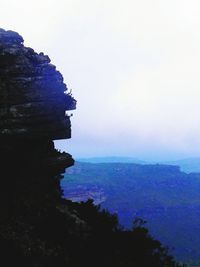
[0,29,185,267]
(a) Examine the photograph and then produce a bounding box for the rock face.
[0,29,182,267]
[0,29,77,266]
[0,28,76,140]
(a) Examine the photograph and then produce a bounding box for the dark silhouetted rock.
[0,29,76,266]
[0,28,76,140]
[0,29,185,267]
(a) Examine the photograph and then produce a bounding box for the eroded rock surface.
[0,29,182,267]
[0,29,77,266]
[0,28,76,140]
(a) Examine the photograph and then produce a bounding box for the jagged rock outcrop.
[0,28,77,170]
[0,29,184,267]
[0,29,77,266]
[0,28,76,140]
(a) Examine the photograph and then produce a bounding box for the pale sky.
[1,0,200,160]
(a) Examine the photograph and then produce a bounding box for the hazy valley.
[62,159,200,264]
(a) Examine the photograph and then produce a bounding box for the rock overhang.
[0,28,76,141]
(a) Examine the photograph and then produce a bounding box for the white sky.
[1,0,200,160]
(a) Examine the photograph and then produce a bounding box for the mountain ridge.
[62,161,200,263]
[77,156,200,173]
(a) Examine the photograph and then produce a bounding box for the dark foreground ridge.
[0,29,185,267]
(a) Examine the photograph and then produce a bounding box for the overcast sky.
[1,0,200,160]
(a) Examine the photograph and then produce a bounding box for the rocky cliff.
[0,28,76,139]
[0,29,77,266]
[0,29,184,267]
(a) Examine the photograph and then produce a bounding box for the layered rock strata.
[0,28,76,140]
[0,29,77,266]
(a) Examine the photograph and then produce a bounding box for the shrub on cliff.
[65,199,186,267]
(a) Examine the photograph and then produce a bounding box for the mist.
[1,0,200,160]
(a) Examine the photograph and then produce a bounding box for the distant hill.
[62,162,200,264]
[77,156,147,164]
[77,156,200,173]
[161,158,200,173]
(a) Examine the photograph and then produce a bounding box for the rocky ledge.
[0,29,77,266]
[0,28,76,140]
